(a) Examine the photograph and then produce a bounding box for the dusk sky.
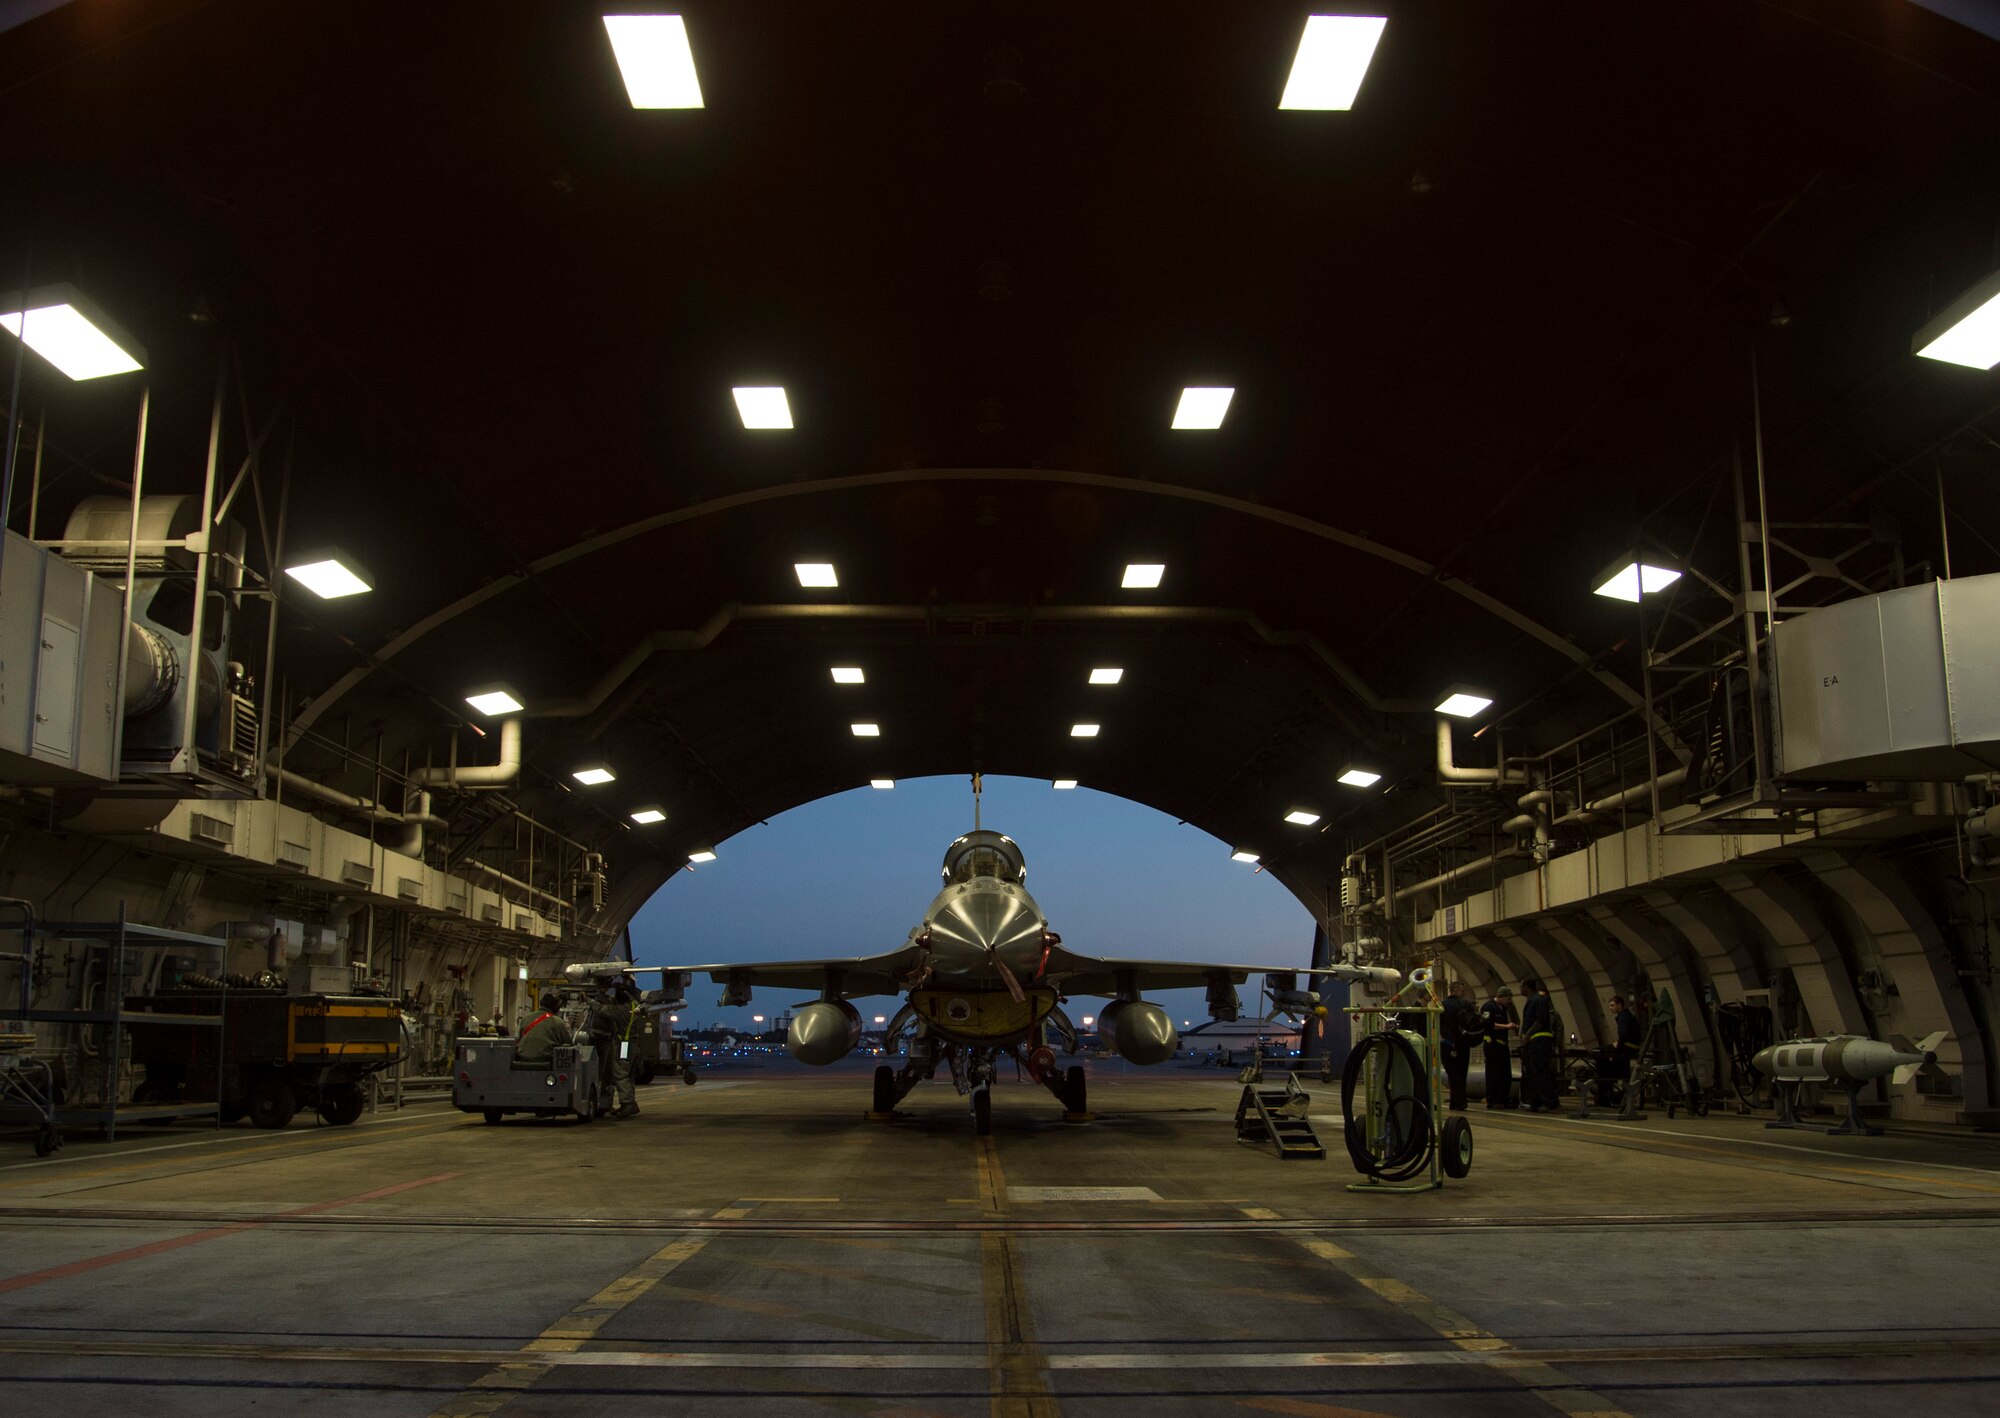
[629,774,1322,1035]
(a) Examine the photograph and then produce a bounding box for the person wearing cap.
[1480,986,1519,1110]
[513,990,576,1066]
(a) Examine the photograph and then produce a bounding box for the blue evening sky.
[629,774,1320,1033]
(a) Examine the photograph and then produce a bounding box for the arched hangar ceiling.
[4,2,2000,925]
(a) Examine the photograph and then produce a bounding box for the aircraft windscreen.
[941,831,1026,885]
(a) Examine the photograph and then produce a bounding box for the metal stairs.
[1234,1073,1325,1159]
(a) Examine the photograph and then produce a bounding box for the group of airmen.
[512,978,647,1118]
[1438,978,1643,1113]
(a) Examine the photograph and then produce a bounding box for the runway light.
[870,778,895,789]
[1591,559,1682,602]
[1232,850,1261,863]
[753,1015,764,1024]
[689,849,717,863]
[572,766,616,786]
[0,284,145,380]
[795,562,839,588]
[602,14,704,109]
[874,1015,886,1024]
[1052,779,1078,790]
[732,385,793,429]
[1914,268,2000,369]
[465,687,523,716]
[1278,15,1387,111]
[1088,667,1124,685]
[283,550,372,599]
[851,722,880,737]
[1338,768,1382,788]
[1171,386,1233,430]
[1121,563,1165,589]
[1285,810,1320,826]
[630,808,666,824]
[831,666,865,684]
[1070,723,1100,738]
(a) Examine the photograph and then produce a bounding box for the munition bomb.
[788,999,862,1065]
[1097,999,1178,1065]
[1751,1032,1946,1087]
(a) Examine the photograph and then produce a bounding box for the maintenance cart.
[452,1037,612,1123]
[0,1033,60,1157]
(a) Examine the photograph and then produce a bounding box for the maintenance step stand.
[1235,1072,1325,1158]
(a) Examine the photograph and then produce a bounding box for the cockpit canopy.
[941,830,1027,885]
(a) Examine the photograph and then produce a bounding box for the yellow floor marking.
[712,1205,753,1219]
[976,1136,1059,1418]
[1238,1206,1283,1220]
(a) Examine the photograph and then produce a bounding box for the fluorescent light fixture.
[1070,723,1100,738]
[1591,560,1682,602]
[630,808,666,824]
[795,562,839,588]
[732,385,793,429]
[1052,779,1078,790]
[1914,268,2000,369]
[1338,768,1382,788]
[688,849,717,863]
[870,778,895,790]
[851,722,880,737]
[283,551,373,599]
[1279,15,1388,111]
[464,688,523,717]
[830,666,865,684]
[0,284,145,380]
[518,966,529,980]
[572,766,616,786]
[1122,563,1165,589]
[1088,667,1124,685]
[1434,690,1494,719]
[1285,810,1321,826]
[1232,850,1261,864]
[1171,386,1234,430]
[602,14,704,109]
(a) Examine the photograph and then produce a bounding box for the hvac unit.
[339,860,375,889]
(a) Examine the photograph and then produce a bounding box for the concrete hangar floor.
[3,1061,1999,1417]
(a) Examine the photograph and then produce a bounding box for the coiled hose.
[1342,1029,1435,1182]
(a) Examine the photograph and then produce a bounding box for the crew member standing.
[1519,978,1559,1112]
[1480,986,1518,1109]
[1439,981,1477,1111]
[602,978,644,1119]
[1606,994,1641,1106]
[514,991,576,1066]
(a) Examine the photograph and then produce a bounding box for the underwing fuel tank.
[1751,1032,1946,1086]
[788,1000,862,1066]
[1097,999,1178,1065]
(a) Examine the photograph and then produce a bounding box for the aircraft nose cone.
[955,892,1017,951]
[928,885,1045,970]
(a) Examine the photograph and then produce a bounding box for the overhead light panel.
[1913,268,2000,370]
[1592,560,1682,602]
[1278,15,1387,111]
[1121,563,1165,589]
[464,688,523,717]
[572,766,616,786]
[1088,667,1124,685]
[732,385,793,429]
[283,551,372,600]
[1070,723,1100,738]
[1052,779,1078,790]
[688,849,717,863]
[830,666,865,684]
[630,808,665,824]
[602,14,704,109]
[0,285,144,381]
[851,722,880,737]
[1232,850,1261,864]
[1434,690,1493,719]
[870,778,895,790]
[1171,386,1234,430]
[1338,768,1382,788]
[1284,810,1321,826]
[795,562,838,588]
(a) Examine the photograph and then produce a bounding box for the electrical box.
[0,529,121,783]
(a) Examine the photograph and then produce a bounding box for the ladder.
[1235,1072,1325,1159]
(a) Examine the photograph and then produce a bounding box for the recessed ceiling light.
[1121,563,1165,589]
[1070,723,1100,738]
[572,767,616,786]
[870,778,895,790]
[1232,850,1261,864]
[1052,779,1079,790]
[1171,386,1234,430]
[830,666,865,684]
[0,287,144,380]
[1284,810,1321,826]
[630,808,666,824]
[1591,561,1683,602]
[283,553,372,600]
[464,689,523,717]
[602,14,704,109]
[1434,691,1494,719]
[1278,14,1387,111]
[1338,768,1382,788]
[1914,268,2000,369]
[795,562,838,588]
[851,722,880,737]
[1088,667,1124,685]
[732,385,793,429]
[688,849,717,863]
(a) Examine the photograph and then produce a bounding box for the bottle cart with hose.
[1341,966,1474,1193]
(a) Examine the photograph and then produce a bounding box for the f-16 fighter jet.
[577,820,1398,1132]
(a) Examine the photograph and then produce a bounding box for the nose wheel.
[972,1084,992,1135]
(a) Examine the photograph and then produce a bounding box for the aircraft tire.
[873,1065,896,1114]
[1064,1065,1086,1113]
[973,1087,992,1136]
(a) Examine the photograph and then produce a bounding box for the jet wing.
[1036,945,1398,998]
[665,943,930,999]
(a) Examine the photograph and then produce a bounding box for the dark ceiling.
[5,1,2000,916]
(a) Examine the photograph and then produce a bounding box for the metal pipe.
[180,364,226,771]
[412,717,521,788]
[111,383,150,774]
[273,767,447,832]
[1554,767,1688,826]
[462,859,567,914]
[1436,716,1526,785]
